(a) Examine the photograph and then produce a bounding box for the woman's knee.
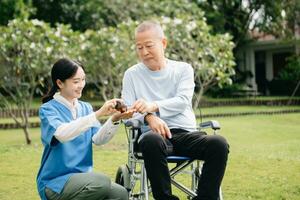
[87,173,128,199]
[109,183,129,200]
[118,186,129,200]
[85,172,112,196]
[57,172,112,199]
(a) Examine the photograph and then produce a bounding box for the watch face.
[113,121,120,125]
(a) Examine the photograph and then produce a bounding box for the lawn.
[0,114,300,200]
[194,105,300,115]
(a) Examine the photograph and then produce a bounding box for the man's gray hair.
[135,20,165,38]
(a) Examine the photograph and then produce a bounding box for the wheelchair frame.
[115,119,223,200]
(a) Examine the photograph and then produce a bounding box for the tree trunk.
[193,87,204,109]
[288,80,300,105]
[23,125,31,145]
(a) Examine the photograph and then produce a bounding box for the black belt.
[170,128,189,134]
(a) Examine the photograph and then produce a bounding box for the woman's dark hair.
[42,58,84,103]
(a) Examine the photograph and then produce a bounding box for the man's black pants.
[139,129,229,200]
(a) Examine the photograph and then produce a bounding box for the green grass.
[1,114,300,200]
[196,105,300,115]
[0,117,40,123]
[201,96,300,101]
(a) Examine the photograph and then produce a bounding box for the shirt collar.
[141,58,169,71]
[53,92,79,110]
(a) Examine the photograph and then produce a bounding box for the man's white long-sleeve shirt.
[53,93,119,145]
[122,59,197,132]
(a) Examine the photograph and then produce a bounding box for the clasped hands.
[96,99,171,139]
[95,99,135,122]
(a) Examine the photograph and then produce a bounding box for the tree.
[0,0,35,25]
[80,21,138,101]
[279,55,300,101]
[81,15,235,106]
[160,16,235,107]
[1,0,236,113]
[31,0,205,31]
[0,19,81,144]
[194,0,300,49]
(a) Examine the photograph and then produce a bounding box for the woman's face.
[57,67,86,102]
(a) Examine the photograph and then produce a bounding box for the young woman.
[36,58,133,200]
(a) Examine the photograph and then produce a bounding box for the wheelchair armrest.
[124,119,142,129]
[199,120,220,130]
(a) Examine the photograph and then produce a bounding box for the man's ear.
[56,79,63,89]
[162,37,167,49]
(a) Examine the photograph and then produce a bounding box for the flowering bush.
[0,19,81,144]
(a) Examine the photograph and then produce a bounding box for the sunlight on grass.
[0,114,300,199]
[195,105,300,115]
[0,117,40,124]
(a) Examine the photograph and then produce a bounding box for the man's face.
[135,29,167,70]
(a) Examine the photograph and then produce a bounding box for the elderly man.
[122,20,229,200]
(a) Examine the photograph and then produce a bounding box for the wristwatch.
[113,120,120,125]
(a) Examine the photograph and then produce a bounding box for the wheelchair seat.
[115,119,223,200]
[167,156,192,162]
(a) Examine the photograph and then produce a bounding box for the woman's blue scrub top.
[36,99,100,200]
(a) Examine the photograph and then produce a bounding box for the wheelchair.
[115,119,224,200]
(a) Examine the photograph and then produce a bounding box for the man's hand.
[145,114,172,139]
[131,99,158,114]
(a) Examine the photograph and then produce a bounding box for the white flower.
[31,19,44,26]
[80,43,86,50]
[186,21,197,32]
[46,47,52,54]
[30,43,36,49]
[111,52,116,59]
[161,16,171,24]
[61,36,67,41]
[112,36,119,43]
[227,78,233,85]
[80,34,85,40]
[173,18,182,25]
[55,29,61,37]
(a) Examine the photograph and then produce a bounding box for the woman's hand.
[95,99,136,121]
[95,99,120,118]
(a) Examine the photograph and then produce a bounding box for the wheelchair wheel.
[115,164,130,190]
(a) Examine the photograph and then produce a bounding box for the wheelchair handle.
[199,120,221,130]
[124,119,142,129]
